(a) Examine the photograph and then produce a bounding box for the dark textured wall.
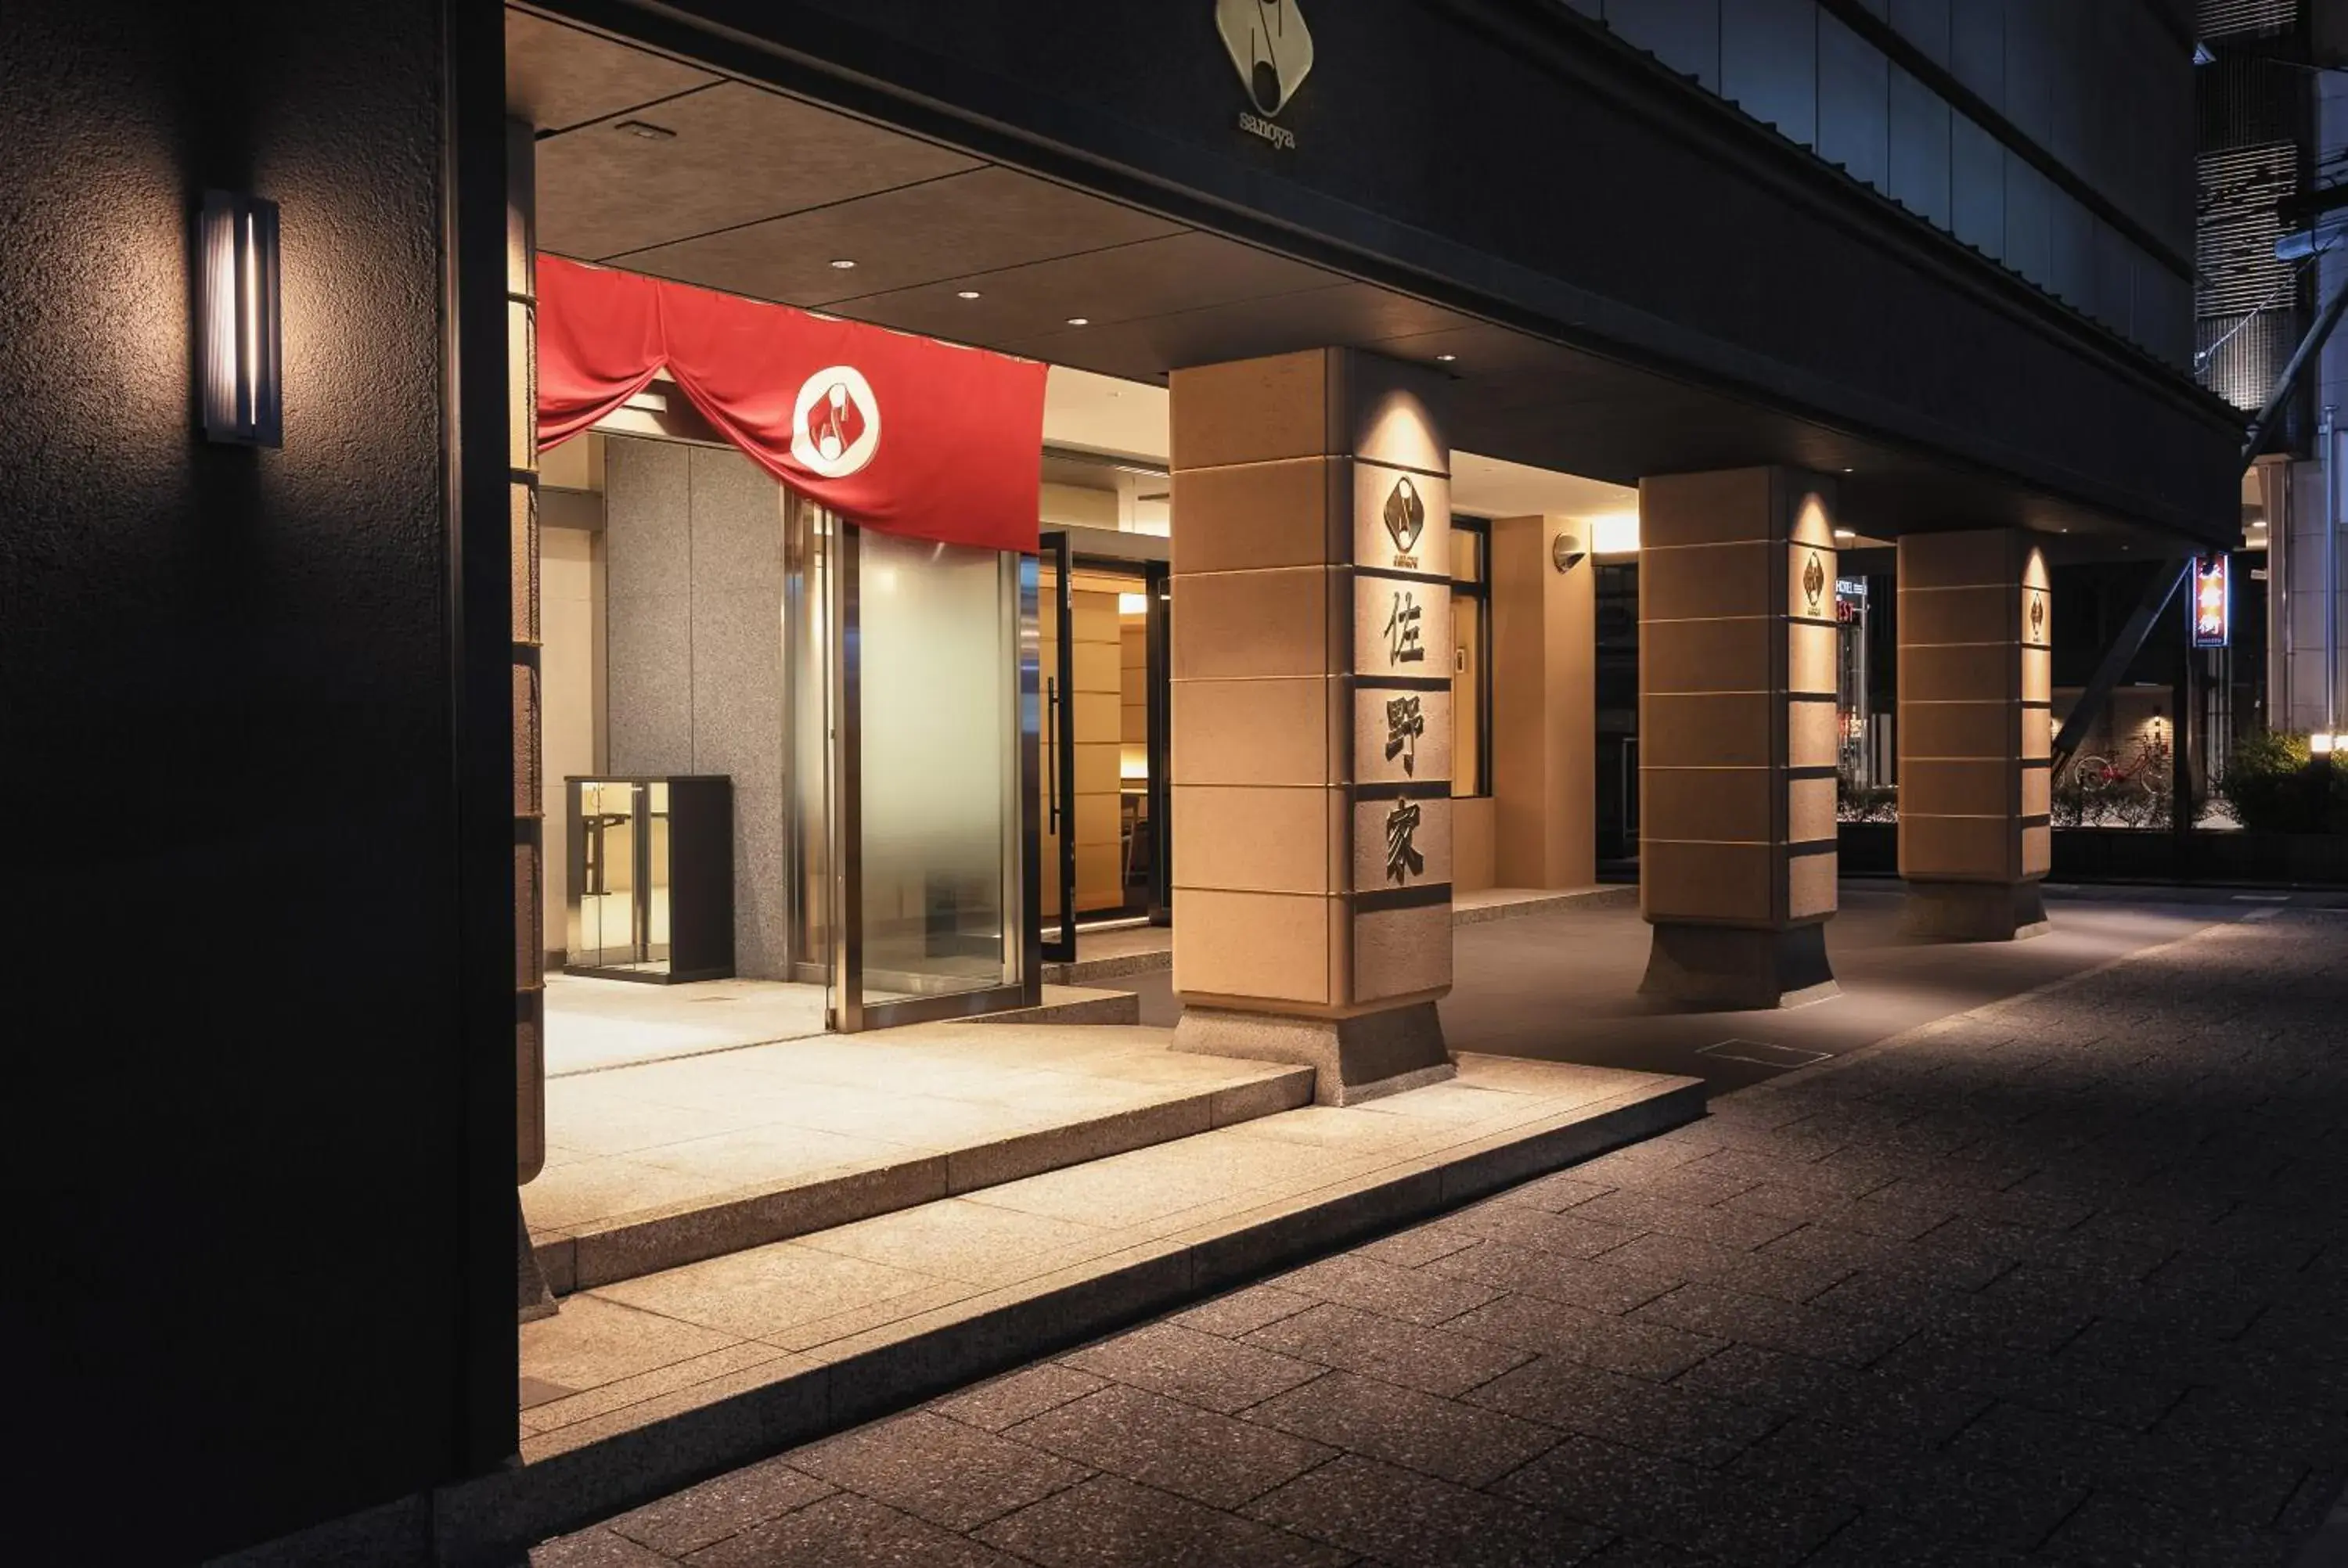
[0,2,506,1560]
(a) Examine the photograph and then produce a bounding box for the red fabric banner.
[537,255,1046,554]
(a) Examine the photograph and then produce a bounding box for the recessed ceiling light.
[1435,353,1457,362]
[956,290,981,300]
[1834,528,1856,540]
[614,120,676,141]
[829,258,858,270]
[1066,316,1090,327]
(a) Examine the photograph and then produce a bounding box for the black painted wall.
[0,2,509,1560]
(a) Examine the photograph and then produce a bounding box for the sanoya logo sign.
[790,365,882,479]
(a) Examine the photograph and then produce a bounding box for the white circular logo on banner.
[790,365,881,479]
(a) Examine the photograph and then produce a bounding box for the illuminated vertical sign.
[2191,553,2230,648]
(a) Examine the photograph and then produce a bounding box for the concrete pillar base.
[1638,922,1838,1010]
[1172,1002,1453,1106]
[1902,880,2050,942]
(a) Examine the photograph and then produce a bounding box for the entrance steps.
[462,1051,1702,1563]
[526,994,1310,1295]
[1040,886,1637,985]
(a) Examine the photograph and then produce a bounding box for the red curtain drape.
[537,255,1046,554]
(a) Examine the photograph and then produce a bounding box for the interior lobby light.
[1589,512,1640,555]
[957,290,981,300]
[1066,316,1090,327]
[2314,732,2338,757]
[829,258,857,269]
[197,189,282,447]
[1435,353,1457,362]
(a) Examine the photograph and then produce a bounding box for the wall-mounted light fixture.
[198,189,282,446]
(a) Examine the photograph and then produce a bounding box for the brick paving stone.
[1631,1279,1909,1366]
[1678,1145,1900,1199]
[1007,1383,1335,1510]
[1423,1199,1638,1258]
[975,1475,1351,1568]
[1060,1322,1326,1413]
[1948,1401,2307,1530]
[1446,1292,1727,1379]
[605,1461,834,1556]
[932,1364,1108,1433]
[1243,1368,1558,1487]
[1247,1453,1611,1568]
[1797,1510,2034,1567]
[686,1492,1028,1567]
[1593,1229,1857,1304]
[1493,1433,1853,1568]
[1420,1239,1679,1314]
[2037,1491,2299,1568]
[1169,1283,1319,1339]
[1270,1252,1501,1327]
[531,1531,677,1568]
[1723,1415,2086,1552]
[790,1412,1089,1531]
[1352,1225,1484,1268]
[1240,1300,1532,1399]
[531,912,2348,1568]
[1566,1190,1806,1251]
[1871,1329,2185,1431]
[1481,1171,1615,1214]
[1664,1342,1988,1450]
[1575,1537,1721,1568]
[1465,1356,1777,1466]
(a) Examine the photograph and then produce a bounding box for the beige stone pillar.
[1896,530,2053,940]
[1637,468,1840,1008]
[1167,349,1456,1104]
[1491,516,1597,890]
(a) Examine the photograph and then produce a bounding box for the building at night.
[2,2,2245,1561]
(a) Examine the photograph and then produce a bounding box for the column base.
[1902,880,2050,942]
[1639,922,1838,1010]
[1172,1001,1453,1106]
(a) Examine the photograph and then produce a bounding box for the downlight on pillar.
[197,189,283,447]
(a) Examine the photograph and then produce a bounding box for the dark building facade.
[2,2,2238,1562]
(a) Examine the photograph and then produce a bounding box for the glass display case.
[565,775,733,982]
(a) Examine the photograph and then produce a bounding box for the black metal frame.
[1450,516,1494,800]
[1039,530,1078,962]
[1144,559,1173,925]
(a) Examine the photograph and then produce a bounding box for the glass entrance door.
[830,520,1037,1030]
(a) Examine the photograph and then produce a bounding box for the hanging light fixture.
[197,189,282,446]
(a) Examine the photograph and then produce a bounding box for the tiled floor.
[535,907,2348,1567]
[546,971,828,1077]
[528,1020,1311,1282]
[517,1053,1693,1466]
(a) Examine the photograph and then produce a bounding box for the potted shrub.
[2218,730,2346,835]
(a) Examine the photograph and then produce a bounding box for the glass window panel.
[858,530,1016,1002]
[1449,526,1485,584]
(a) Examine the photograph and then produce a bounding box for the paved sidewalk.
[533,910,2348,1567]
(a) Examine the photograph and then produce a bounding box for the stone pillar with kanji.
[1166,348,1456,1103]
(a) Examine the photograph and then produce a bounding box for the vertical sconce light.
[197,189,282,446]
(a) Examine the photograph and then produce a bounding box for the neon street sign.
[2191,553,2230,649]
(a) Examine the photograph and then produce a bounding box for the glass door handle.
[1046,677,1062,833]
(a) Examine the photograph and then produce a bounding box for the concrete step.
[526,1010,1311,1296]
[1040,886,1638,984]
[456,1053,1705,1564]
